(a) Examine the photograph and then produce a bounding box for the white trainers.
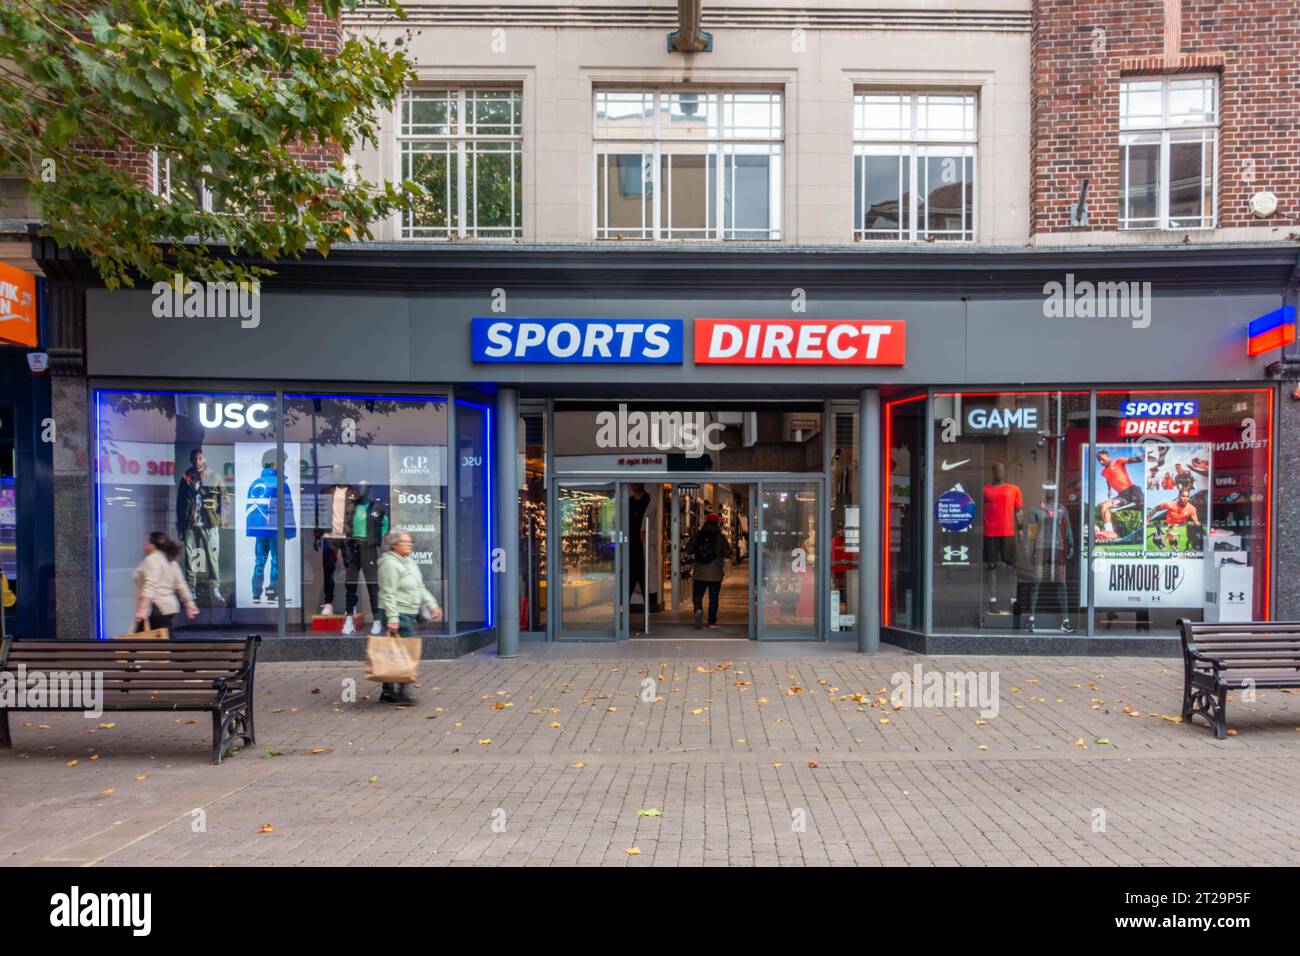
[341,615,356,635]
[370,619,383,635]
[320,603,334,616]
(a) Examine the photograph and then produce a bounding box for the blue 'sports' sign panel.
[472,317,684,364]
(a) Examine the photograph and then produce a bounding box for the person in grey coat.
[686,512,732,629]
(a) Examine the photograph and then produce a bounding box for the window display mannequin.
[176,447,227,606]
[982,462,1023,615]
[1027,483,1074,632]
[247,449,296,604]
[351,481,390,635]
[315,464,362,623]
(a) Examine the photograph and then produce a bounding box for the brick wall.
[1031,0,1300,234]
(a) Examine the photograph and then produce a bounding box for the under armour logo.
[944,546,968,561]
[1228,591,1245,603]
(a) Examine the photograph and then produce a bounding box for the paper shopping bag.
[112,627,169,640]
[365,635,421,683]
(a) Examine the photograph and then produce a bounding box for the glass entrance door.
[555,482,622,640]
[755,480,820,640]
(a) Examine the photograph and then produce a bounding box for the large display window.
[94,391,283,638]
[284,395,448,637]
[1090,388,1272,632]
[887,386,1274,640]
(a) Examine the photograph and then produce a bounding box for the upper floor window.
[154,152,222,212]
[854,92,976,242]
[594,89,783,240]
[398,89,523,239]
[1118,76,1217,230]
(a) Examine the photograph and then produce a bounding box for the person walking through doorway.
[627,483,652,611]
[687,511,732,629]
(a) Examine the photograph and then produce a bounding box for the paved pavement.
[3,642,1299,866]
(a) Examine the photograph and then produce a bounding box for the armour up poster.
[1089,443,1210,607]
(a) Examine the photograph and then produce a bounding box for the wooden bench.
[1178,620,1300,739]
[0,636,260,764]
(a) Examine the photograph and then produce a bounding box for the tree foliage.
[0,0,420,287]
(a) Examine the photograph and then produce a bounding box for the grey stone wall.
[52,374,93,638]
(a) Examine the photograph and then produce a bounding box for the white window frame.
[592,89,783,241]
[853,91,978,242]
[152,150,218,212]
[1118,75,1218,230]
[396,88,523,240]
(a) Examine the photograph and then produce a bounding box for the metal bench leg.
[244,703,256,747]
[1213,687,1228,740]
[211,711,225,765]
[1180,673,1193,722]
[0,710,10,749]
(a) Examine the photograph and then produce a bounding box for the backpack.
[693,529,718,564]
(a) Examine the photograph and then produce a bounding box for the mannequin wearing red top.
[982,462,1023,613]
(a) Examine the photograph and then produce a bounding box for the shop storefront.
[62,243,1297,657]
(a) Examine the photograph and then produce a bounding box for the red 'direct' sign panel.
[693,318,905,366]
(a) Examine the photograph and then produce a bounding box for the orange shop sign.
[0,262,37,347]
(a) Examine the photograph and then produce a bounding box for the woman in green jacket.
[377,529,442,704]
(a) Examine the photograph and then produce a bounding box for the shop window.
[94,391,282,638]
[0,404,15,633]
[854,92,976,242]
[594,89,783,240]
[930,392,1090,635]
[1118,76,1217,230]
[885,395,926,630]
[398,88,523,239]
[283,396,448,636]
[519,407,547,632]
[1090,389,1271,634]
[455,400,492,631]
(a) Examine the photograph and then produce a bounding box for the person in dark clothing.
[627,483,651,609]
[686,512,732,629]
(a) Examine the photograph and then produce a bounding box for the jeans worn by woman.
[380,610,418,700]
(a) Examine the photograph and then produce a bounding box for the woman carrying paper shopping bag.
[133,532,199,635]
[371,529,442,704]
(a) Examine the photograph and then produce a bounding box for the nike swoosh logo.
[941,459,971,471]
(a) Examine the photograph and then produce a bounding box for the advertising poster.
[234,442,302,608]
[1090,443,1209,607]
[387,446,446,605]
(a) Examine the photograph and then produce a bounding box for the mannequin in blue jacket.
[247,449,297,603]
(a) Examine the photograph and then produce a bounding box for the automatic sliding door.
[757,480,820,639]
[556,482,620,640]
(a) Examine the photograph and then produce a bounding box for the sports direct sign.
[694,319,905,365]
[1118,399,1199,437]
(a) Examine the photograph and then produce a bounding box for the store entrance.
[553,478,822,642]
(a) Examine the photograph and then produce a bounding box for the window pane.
[596,150,652,237]
[930,392,1090,635]
[470,142,520,235]
[1120,139,1160,227]
[917,94,975,141]
[1120,80,1162,129]
[856,150,904,236]
[725,92,782,138]
[1168,78,1215,125]
[519,410,547,632]
[885,397,927,630]
[661,145,710,238]
[94,391,283,638]
[283,397,449,636]
[1168,135,1209,228]
[405,91,455,136]
[403,144,457,235]
[724,149,773,237]
[855,93,908,139]
[469,91,520,136]
[1091,389,1272,634]
[456,401,490,631]
[665,91,714,140]
[921,149,973,239]
[595,91,652,138]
